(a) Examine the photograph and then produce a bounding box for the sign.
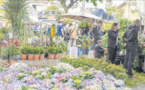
[69,47,78,58]
[9,33,13,39]
[88,50,94,58]
[28,38,32,44]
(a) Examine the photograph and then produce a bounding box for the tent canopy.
[92,9,118,21]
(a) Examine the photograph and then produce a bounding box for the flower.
[74,79,81,84]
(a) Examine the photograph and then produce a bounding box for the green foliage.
[47,46,56,54]
[0,27,9,34]
[47,0,102,13]
[2,0,28,45]
[106,5,124,19]
[39,47,45,54]
[45,5,63,14]
[21,46,29,54]
[60,57,128,79]
[33,47,41,54]
[9,47,20,57]
[27,47,34,54]
[79,19,87,28]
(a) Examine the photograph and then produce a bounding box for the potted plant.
[54,47,60,59]
[47,46,56,59]
[28,47,34,60]
[39,47,45,60]
[33,47,40,60]
[8,40,21,65]
[21,46,28,60]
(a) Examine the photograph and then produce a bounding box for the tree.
[2,0,28,44]
[48,0,103,13]
[45,5,63,15]
[106,5,124,19]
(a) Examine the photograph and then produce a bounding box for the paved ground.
[132,84,145,90]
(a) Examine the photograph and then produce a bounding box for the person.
[108,22,119,64]
[56,21,65,38]
[68,22,78,48]
[95,40,104,58]
[33,23,39,34]
[43,23,51,34]
[83,23,90,36]
[123,19,140,78]
[89,21,103,50]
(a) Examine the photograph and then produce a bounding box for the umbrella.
[58,12,101,23]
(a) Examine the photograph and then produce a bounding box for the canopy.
[58,12,101,23]
[92,9,118,21]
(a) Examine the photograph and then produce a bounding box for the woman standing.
[108,23,119,64]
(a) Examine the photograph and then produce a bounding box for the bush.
[39,47,45,54]
[27,47,34,54]
[33,47,41,54]
[21,46,29,54]
[55,47,60,54]
[47,47,56,54]
[60,57,128,79]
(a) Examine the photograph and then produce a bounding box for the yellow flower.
[86,72,92,75]
[74,79,81,84]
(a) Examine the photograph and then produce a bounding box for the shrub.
[27,47,34,54]
[33,47,41,54]
[60,57,128,79]
[39,47,45,54]
[55,47,60,54]
[21,46,29,54]
[47,47,56,54]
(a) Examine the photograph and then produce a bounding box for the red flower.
[15,40,18,45]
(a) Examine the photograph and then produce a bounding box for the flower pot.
[34,54,40,60]
[21,54,27,60]
[54,54,59,59]
[8,60,18,66]
[49,54,54,59]
[58,53,62,58]
[28,54,34,60]
[40,54,45,60]
[61,53,65,57]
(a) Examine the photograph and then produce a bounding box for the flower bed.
[0,62,131,90]
[60,57,128,80]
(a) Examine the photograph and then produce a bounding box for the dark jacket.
[95,45,104,58]
[123,24,138,49]
[89,25,102,42]
[108,29,119,48]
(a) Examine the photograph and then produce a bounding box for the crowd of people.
[33,19,141,78]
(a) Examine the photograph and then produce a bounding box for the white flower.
[41,72,47,76]
[114,80,124,86]
[10,62,27,69]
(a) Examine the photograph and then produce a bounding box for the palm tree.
[1,0,29,42]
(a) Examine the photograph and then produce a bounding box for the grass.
[125,70,145,87]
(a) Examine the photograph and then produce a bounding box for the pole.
[82,0,85,12]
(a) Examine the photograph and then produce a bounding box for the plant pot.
[28,54,34,60]
[40,54,45,60]
[61,53,65,57]
[34,54,40,60]
[58,53,62,58]
[54,54,59,59]
[21,54,27,60]
[8,60,18,66]
[49,54,54,59]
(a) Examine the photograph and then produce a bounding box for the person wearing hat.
[44,23,51,34]
[56,20,65,38]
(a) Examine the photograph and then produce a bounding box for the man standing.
[56,21,65,38]
[123,19,140,78]
[89,21,103,49]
